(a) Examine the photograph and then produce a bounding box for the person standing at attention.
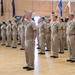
[50,14,60,58]
[23,10,37,71]
[66,12,75,63]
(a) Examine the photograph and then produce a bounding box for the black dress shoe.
[37,47,41,49]
[50,56,55,57]
[6,45,11,47]
[66,59,72,62]
[53,56,58,58]
[45,50,51,51]
[27,67,34,71]
[71,60,75,63]
[18,43,21,45]
[20,48,25,50]
[59,52,64,54]
[1,44,5,46]
[50,56,58,58]
[12,47,17,48]
[64,48,68,50]
[38,52,45,55]
[23,66,29,69]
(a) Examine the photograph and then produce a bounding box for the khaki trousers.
[64,36,68,49]
[21,35,25,49]
[37,33,40,48]
[1,33,6,44]
[51,34,59,56]
[46,34,51,50]
[25,39,35,68]
[12,33,17,47]
[18,33,21,44]
[39,33,45,52]
[59,35,64,52]
[67,35,75,60]
[6,34,11,46]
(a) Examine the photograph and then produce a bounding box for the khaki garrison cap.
[68,12,74,16]
[48,18,51,20]
[24,10,34,14]
[46,18,51,21]
[52,14,58,18]
[59,17,63,19]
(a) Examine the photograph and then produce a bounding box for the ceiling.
[31,0,75,2]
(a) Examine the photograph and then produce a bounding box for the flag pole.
[55,6,58,12]
[64,4,67,12]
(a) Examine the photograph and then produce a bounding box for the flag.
[1,0,4,16]
[12,0,15,17]
[58,0,62,17]
[67,1,71,12]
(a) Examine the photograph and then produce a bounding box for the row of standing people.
[37,16,68,55]
[1,20,25,50]
[37,12,75,62]
[1,10,75,71]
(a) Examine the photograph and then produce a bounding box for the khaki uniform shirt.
[25,20,37,40]
[39,21,46,33]
[46,23,51,34]
[12,23,17,35]
[18,24,21,35]
[1,24,6,35]
[66,19,75,35]
[51,21,60,34]
[21,24,25,36]
[6,24,11,35]
[59,23,65,35]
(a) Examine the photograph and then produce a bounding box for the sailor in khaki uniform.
[38,17,46,55]
[18,23,21,45]
[12,20,18,48]
[20,23,25,50]
[66,12,75,62]
[59,17,65,54]
[23,10,37,71]
[6,21,12,47]
[50,14,60,58]
[1,22,6,46]
[64,17,68,50]
[45,18,51,51]
[37,19,41,49]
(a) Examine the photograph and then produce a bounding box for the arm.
[32,30,37,45]
[63,29,66,38]
[44,29,46,39]
[44,23,47,39]
[58,29,61,39]
[21,15,25,24]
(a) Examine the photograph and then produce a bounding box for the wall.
[0,0,75,22]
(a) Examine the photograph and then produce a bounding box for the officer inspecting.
[66,12,75,62]
[50,14,60,58]
[23,10,37,71]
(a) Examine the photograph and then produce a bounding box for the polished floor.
[0,41,75,75]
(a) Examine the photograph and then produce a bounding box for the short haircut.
[65,18,68,22]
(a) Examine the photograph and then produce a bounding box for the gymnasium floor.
[0,41,75,75]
